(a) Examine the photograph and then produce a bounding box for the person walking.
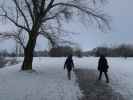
[64,55,74,80]
[98,55,109,83]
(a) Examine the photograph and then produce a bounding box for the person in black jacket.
[98,55,109,83]
[64,55,74,80]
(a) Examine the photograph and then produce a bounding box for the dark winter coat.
[98,56,109,72]
[64,57,74,71]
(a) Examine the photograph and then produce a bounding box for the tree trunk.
[21,33,38,70]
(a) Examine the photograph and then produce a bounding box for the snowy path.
[75,69,125,100]
[74,57,133,100]
[0,58,81,100]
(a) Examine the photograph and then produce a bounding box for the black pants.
[98,71,109,82]
[67,70,71,80]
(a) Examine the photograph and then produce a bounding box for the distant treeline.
[0,46,82,57]
[1,44,133,57]
[85,44,133,57]
[48,46,82,57]
[0,50,49,57]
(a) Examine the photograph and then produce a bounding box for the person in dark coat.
[98,55,109,83]
[64,55,74,80]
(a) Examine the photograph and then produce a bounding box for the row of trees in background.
[88,44,133,57]
[1,44,133,57]
[49,46,82,57]
[0,46,82,57]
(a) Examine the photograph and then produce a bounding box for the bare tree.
[0,0,109,70]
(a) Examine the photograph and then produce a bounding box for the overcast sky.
[0,0,133,52]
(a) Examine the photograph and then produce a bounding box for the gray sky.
[68,0,133,50]
[0,0,133,52]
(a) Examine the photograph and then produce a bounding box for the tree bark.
[21,33,38,70]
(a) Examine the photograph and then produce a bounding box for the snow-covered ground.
[0,57,133,100]
[0,57,81,100]
[74,57,133,100]
[108,58,133,100]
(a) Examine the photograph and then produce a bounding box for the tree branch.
[13,0,30,30]
[0,13,30,33]
[51,2,109,28]
[43,0,55,17]
[24,0,34,23]
[39,26,58,47]
[42,12,60,22]
[0,30,26,49]
[40,0,45,14]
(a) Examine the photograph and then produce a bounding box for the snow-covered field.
[0,57,133,100]
[0,57,81,100]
